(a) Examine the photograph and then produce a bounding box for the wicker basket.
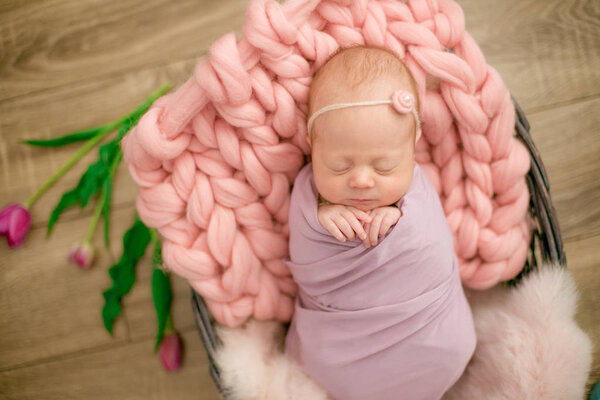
[190,97,567,397]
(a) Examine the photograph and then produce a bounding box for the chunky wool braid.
[122,0,532,327]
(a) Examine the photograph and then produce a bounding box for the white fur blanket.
[213,265,592,400]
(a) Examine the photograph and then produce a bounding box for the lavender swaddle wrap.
[284,162,477,400]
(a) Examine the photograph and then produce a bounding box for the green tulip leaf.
[78,161,108,208]
[152,243,172,352]
[47,189,81,233]
[101,150,122,248]
[22,127,105,147]
[47,139,120,236]
[149,231,173,352]
[101,177,112,248]
[102,217,152,334]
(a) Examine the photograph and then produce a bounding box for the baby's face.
[310,86,419,212]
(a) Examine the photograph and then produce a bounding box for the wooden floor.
[0,0,598,398]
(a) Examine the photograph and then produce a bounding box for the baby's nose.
[349,168,375,188]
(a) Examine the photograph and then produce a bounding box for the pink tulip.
[68,242,95,269]
[159,332,183,371]
[0,204,31,248]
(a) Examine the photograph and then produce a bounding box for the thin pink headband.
[306,89,421,137]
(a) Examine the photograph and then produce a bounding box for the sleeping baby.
[283,45,477,400]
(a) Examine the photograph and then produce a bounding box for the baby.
[284,45,477,400]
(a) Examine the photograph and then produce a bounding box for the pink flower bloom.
[68,242,95,269]
[0,204,31,248]
[159,333,182,371]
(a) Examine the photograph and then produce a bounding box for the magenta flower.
[68,242,95,269]
[0,204,32,248]
[159,332,183,371]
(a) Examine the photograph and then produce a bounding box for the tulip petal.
[4,205,31,248]
[0,204,17,234]
[158,333,182,371]
[68,242,95,269]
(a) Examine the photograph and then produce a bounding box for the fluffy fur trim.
[443,265,593,400]
[215,320,329,400]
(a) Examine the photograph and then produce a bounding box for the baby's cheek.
[315,176,343,203]
[392,172,412,197]
[380,180,403,203]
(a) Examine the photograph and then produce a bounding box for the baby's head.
[306,45,422,212]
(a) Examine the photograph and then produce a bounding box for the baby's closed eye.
[374,166,397,175]
[373,160,399,174]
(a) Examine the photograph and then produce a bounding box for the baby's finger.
[323,219,347,242]
[362,236,371,248]
[369,213,384,246]
[341,211,367,240]
[384,210,402,232]
[361,222,371,248]
[333,215,356,241]
[347,207,373,223]
[379,218,394,238]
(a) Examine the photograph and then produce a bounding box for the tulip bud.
[68,242,95,269]
[0,204,32,248]
[158,332,182,371]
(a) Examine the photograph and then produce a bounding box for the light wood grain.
[0,207,130,371]
[0,328,221,400]
[0,0,248,101]
[527,96,600,241]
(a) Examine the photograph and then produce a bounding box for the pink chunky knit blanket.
[122,0,532,327]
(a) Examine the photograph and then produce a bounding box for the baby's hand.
[363,206,402,248]
[317,204,373,243]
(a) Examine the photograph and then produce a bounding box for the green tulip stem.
[165,314,174,335]
[84,193,105,244]
[150,228,159,248]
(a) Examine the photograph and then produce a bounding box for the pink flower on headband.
[391,90,414,114]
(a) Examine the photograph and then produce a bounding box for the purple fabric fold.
[284,162,477,400]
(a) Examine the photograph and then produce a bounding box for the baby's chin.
[341,199,387,212]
